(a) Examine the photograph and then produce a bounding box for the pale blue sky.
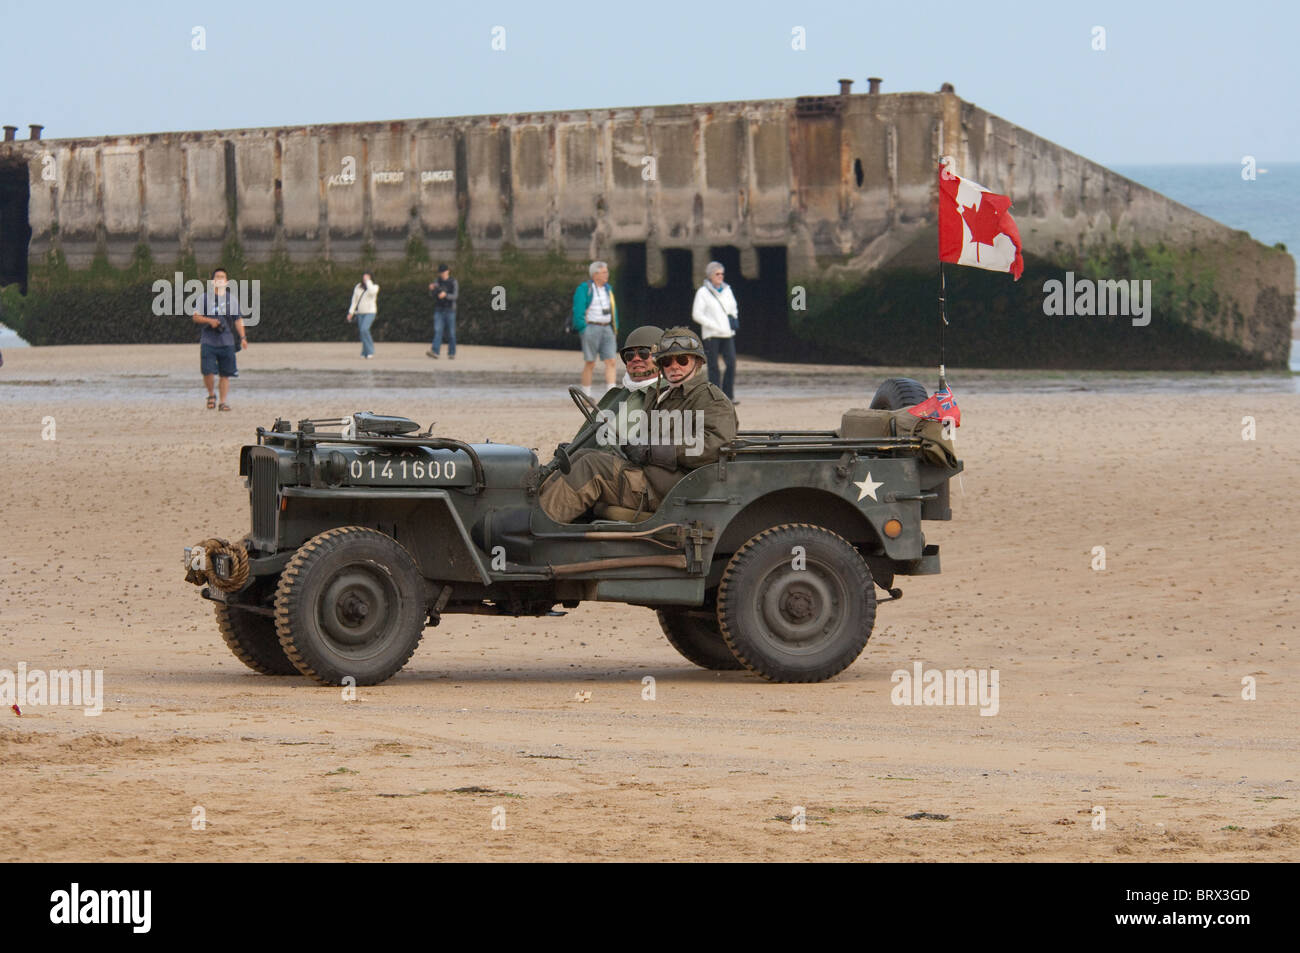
[0,0,1295,166]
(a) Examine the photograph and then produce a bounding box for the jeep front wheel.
[717,524,876,682]
[657,606,743,671]
[215,602,301,676]
[274,526,427,686]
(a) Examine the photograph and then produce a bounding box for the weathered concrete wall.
[2,89,1293,365]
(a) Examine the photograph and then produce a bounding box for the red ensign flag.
[938,160,1024,280]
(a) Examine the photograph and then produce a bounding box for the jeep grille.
[249,451,279,550]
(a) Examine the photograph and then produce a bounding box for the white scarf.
[623,371,659,391]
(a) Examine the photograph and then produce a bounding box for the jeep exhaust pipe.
[549,555,688,576]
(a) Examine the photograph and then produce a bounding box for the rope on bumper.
[187,536,251,592]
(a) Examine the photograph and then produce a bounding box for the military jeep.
[185,377,961,685]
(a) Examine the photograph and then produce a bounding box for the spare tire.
[869,377,930,410]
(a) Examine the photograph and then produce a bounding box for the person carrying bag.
[690,260,739,402]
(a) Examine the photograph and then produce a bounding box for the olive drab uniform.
[565,380,657,456]
[538,367,738,523]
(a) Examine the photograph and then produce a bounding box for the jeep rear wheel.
[717,523,876,682]
[657,606,743,671]
[215,602,301,676]
[274,526,427,686]
[870,377,929,410]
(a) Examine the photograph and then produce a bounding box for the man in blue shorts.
[571,260,618,397]
[192,266,248,411]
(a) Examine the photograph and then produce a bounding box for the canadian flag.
[938,158,1024,280]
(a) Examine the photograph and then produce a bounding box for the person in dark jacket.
[427,263,459,359]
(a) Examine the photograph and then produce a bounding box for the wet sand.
[1,343,1297,861]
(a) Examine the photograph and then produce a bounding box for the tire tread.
[869,377,930,410]
[215,602,300,676]
[274,525,424,686]
[656,608,744,671]
[717,522,875,683]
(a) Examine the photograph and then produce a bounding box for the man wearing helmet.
[538,327,737,523]
[564,325,664,457]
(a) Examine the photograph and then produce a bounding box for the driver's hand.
[621,443,651,465]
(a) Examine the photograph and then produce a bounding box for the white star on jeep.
[854,472,884,502]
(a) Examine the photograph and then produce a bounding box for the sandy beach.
[1,343,1297,862]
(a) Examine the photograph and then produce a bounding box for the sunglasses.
[657,355,694,368]
[621,347,653,362]
[659,335,699,351]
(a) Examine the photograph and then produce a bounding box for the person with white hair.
[690,260,739,403]
[570,260,620,397]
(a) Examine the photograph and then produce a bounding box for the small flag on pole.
[908,384,961,427]
[938,158,1023,280]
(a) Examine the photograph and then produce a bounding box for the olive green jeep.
[185,377,961,685]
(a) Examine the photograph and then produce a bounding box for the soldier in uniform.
[538,327,737,523]
[564,324,663,458]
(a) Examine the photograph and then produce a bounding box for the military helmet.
[656,326,705,363]
[622,325,664,353]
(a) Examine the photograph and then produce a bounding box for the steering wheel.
[563,386,628,463]
[569,385,601,425]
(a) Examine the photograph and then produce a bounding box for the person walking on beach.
[571,260,618,397]
[427,263,459,359]
[192,266,248,411]
[346,272,380,359]
[691,261,739,403]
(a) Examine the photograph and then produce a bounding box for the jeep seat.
[592,503,650,523]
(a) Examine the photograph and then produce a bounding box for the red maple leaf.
[960,194,1006,247]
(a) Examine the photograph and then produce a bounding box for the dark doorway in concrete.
[614,242,696,338]
[706,245,790,358]
[0,155,31,294]
[614,243,794,359]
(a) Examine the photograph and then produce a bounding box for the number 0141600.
[348,458,457,480]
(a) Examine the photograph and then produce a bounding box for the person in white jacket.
[690,261,738,402]
[346,272,380,358]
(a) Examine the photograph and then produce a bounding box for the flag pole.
[937,154,950,392]
[938,260,948,390]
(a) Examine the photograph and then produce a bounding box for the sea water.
[1115,162,1299,370]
